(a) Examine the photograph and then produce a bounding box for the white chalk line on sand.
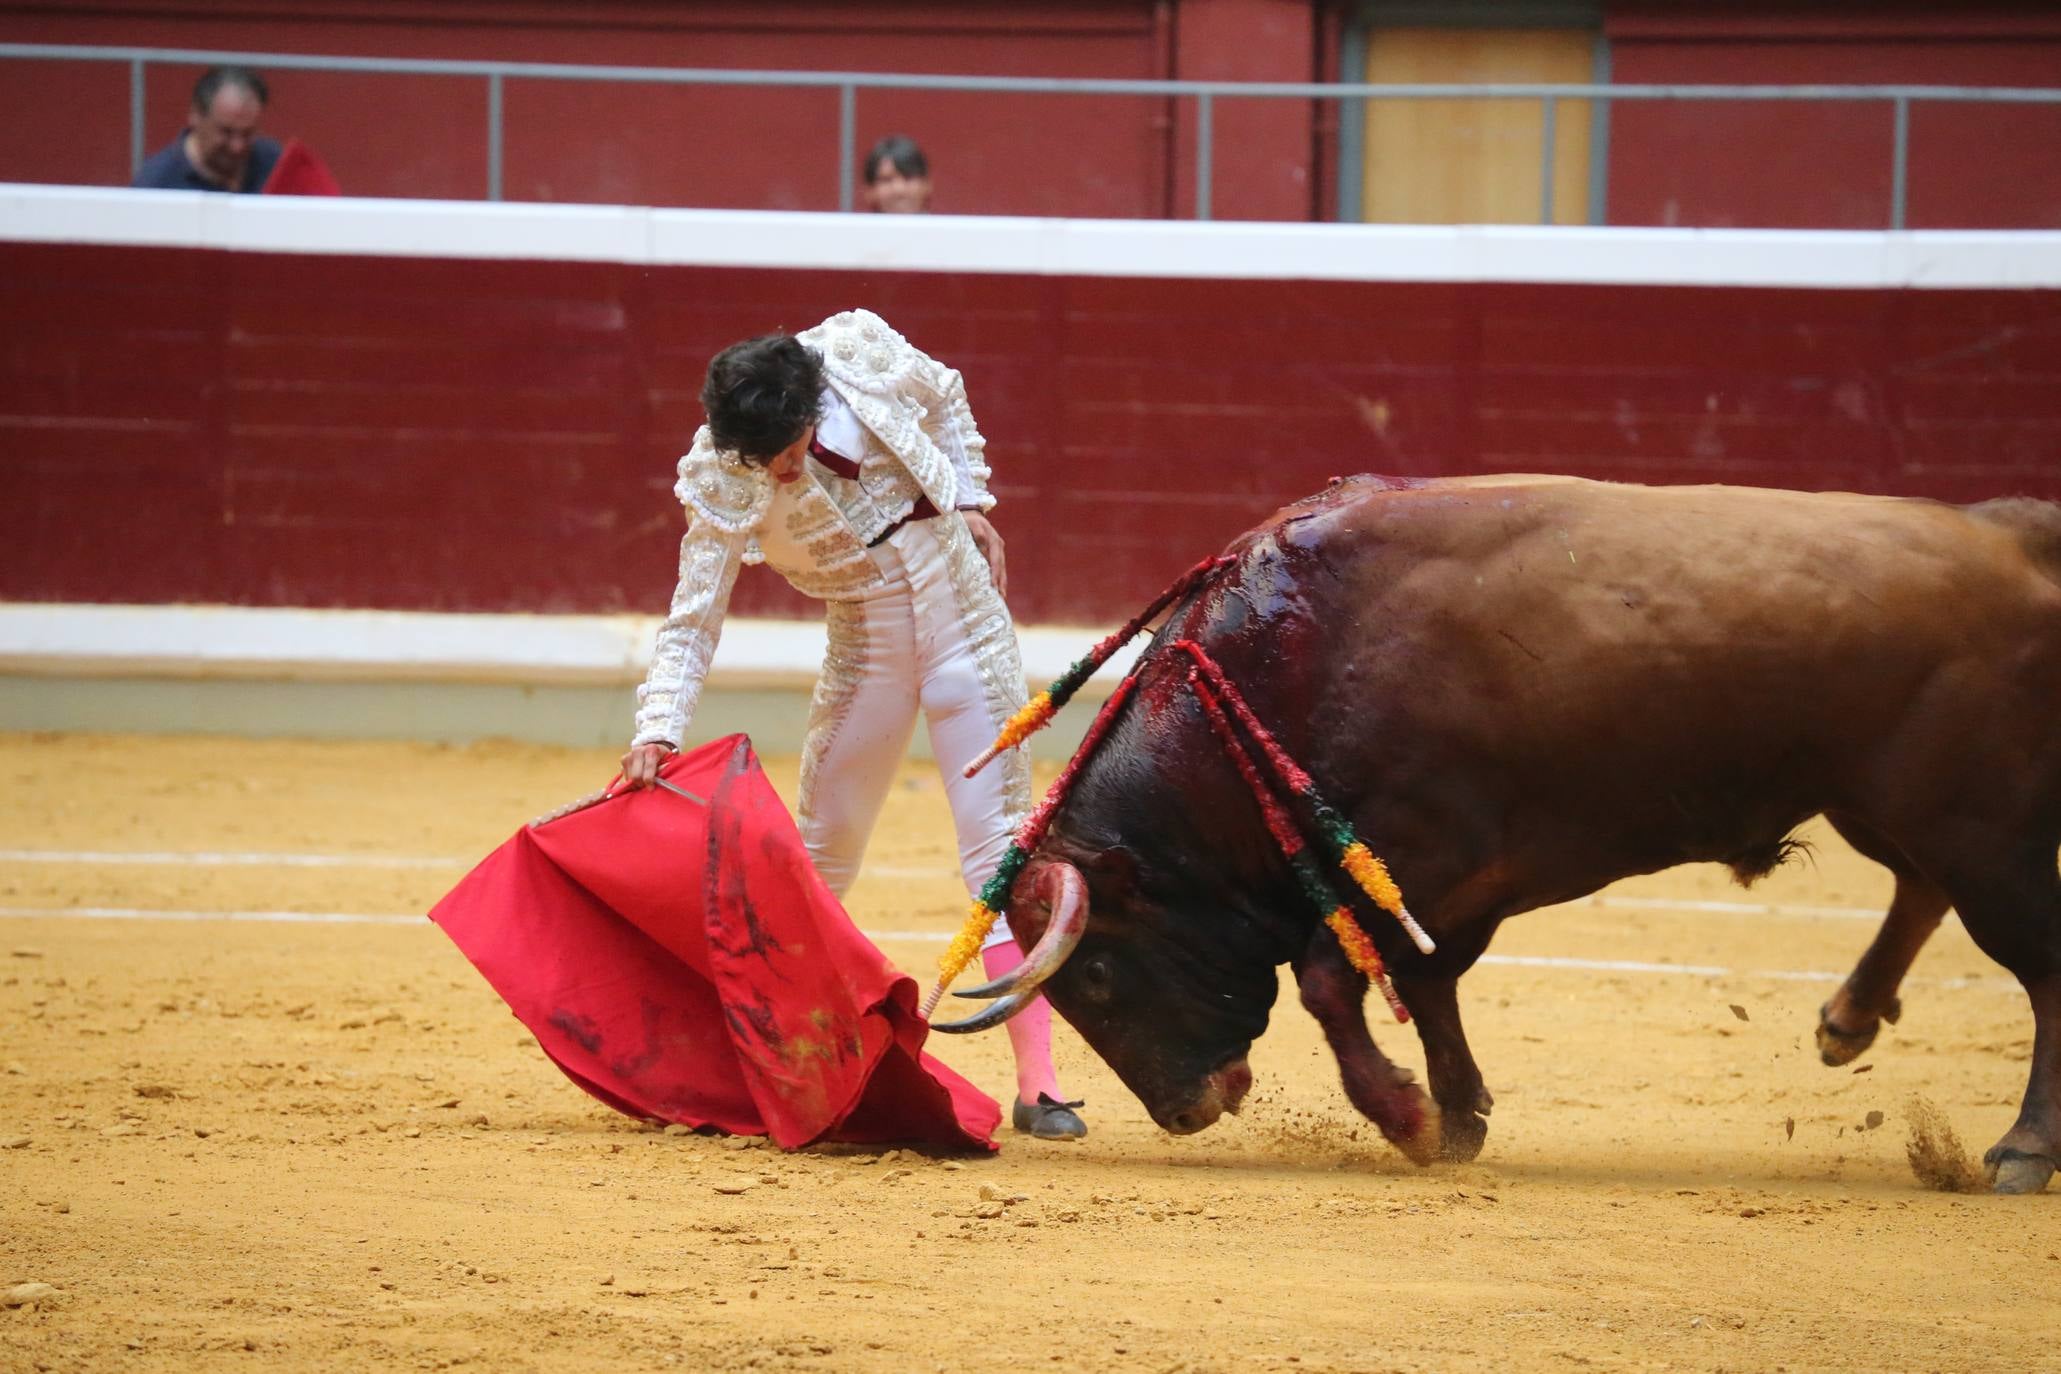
[0,848,463,870]
[1594,895,1882,921]
[0,906,426,926]
[0,849,1894,921]
[0,849,948,880]
[0,904,2018,993]
[0,905,948,939]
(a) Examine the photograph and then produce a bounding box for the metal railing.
[5,42,2060,227]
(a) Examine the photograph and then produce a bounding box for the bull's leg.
[1818,813,1951,1065]
[1927,856,2061,1195]
[1292,933,1442,1166]
[1986,973,2061,1195]
[1389,972,1493,1162]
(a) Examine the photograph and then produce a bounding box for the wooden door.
[1361,27,1595,224]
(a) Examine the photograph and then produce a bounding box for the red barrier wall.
[5,237,2058,625]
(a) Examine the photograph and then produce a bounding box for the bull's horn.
[929,863,1088,1033]
[929,987,1041,1034]
[951,862,1088,1001]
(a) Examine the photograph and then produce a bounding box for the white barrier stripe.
[0,603,1140,697]
[9,186,2061,290]
[0,905,2019,992]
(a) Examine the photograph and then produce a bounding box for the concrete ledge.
[0,603,1141,756]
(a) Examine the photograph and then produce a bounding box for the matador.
[622,309,1085,1140]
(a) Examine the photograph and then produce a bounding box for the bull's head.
[931,541,1327,1132]
[933,839,1287,1135]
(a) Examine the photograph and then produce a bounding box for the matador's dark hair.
[699,333,827,462]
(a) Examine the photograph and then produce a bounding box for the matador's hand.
[961,511,1008,601]
[620,741,674,790]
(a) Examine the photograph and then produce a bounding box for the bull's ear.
[1079,844,1141,900]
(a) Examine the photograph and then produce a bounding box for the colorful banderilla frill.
[962,554,1235,780]
[1173,640,1436,961]
[922,673,1143,1018]
[1182,655,1411,1022]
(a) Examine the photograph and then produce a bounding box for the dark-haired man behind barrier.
[133,65,282,193]
[862,134,932,214]
[619,311,1086,1141]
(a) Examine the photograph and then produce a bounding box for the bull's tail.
[1970,496,2061,583]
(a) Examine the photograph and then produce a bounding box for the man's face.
[190,86,264,186]
[765,426,813,484]
[863,159,931,214]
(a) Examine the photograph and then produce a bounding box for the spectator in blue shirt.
[133,66,282,193]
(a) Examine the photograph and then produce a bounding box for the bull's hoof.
[1815,1015,1877,1066]
[1438,1109,1488,1163]
[1983,1147,2056,1196]
[1391,1096,1445,1168]
[1393,1104,1442,1170]
[1816,997,1898,1067]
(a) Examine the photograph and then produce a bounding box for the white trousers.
[797,513,1035,947]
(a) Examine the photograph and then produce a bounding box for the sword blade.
[654,777,707,807]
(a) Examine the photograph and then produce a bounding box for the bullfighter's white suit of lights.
[632,309,1034,944]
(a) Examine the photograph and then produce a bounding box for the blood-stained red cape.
[429,735,1000,1151]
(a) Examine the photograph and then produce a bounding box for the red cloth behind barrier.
[428,734,999,1151]
[263,139,341,196]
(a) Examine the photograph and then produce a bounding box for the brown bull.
[940,474,2061,1194]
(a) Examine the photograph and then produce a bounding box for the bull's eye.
[1077,955,1114,1004]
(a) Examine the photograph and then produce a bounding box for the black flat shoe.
[1012,1093,1087,1141]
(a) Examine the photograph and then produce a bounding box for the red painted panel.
[249,69,491,201]
[0,0,1192,215]
[0,59,132,186]
[5,241,2060,628]
[0,0,1339,220]
[506,82,838,212]
[1904,103,2061,231]
[1607,30,2061,230]
[843,89,1174,219]
[1168,0,1321,222]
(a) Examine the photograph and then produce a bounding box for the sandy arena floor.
[1,732,2057,1373]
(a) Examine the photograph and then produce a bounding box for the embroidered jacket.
[631,309,995,748]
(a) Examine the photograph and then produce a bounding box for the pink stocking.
[981,942,1064,1105]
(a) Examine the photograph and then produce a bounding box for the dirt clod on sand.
[1905,1095,1984,1193]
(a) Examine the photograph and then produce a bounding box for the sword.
[653,777,707,806]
